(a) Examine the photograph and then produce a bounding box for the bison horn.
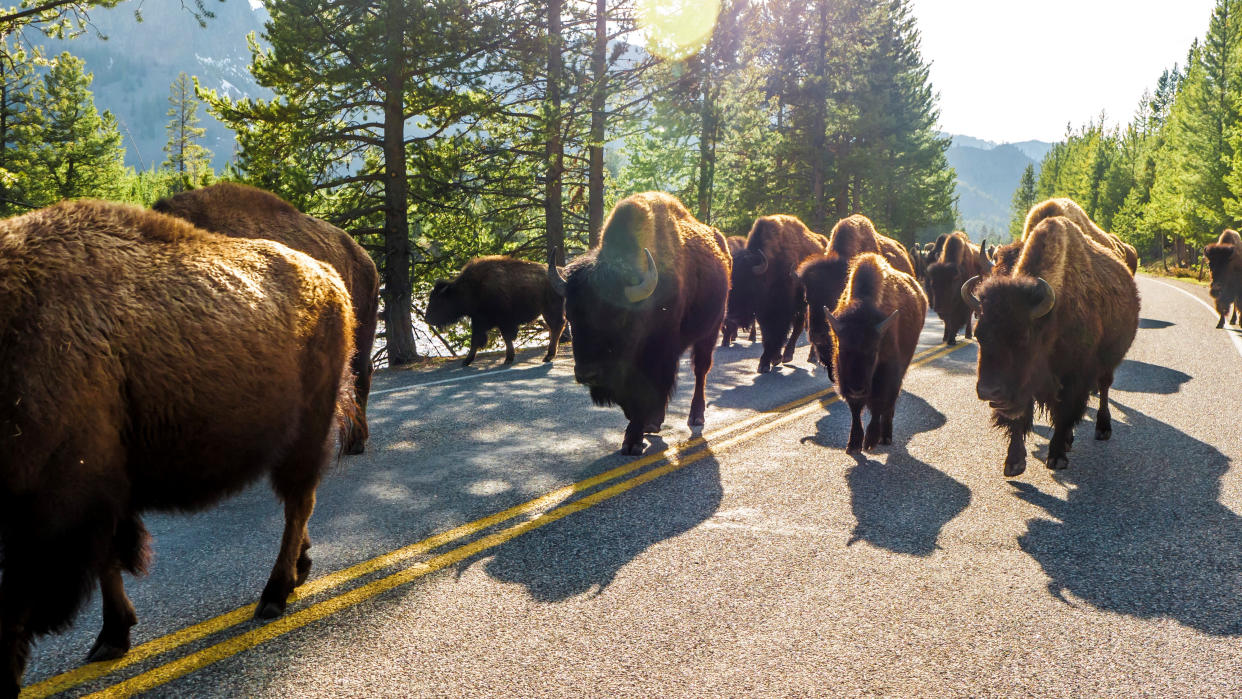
[824,308,842,336]
[876,309,900,335]
[980,245,995,274]
[624,248,659,303]
[751,249,769,275]
[961,275,983,314]
[1030,277,1056,319]
[547,250,568,297]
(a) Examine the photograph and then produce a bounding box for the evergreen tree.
[0,41,40,214]
[162,72,211,191]
[1009,163,1036,238]
[18,51,124,204]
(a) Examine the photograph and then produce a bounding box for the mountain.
[944,133,1054,240]
[45,1,271,169]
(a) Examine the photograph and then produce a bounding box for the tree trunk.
[1160,231,1168,272]
[587,0,606,247]
[381,0,418,364]
[545,0,565,266]
[696,64,715,225]
[809,3,829,232]
[1174,235,1187,268]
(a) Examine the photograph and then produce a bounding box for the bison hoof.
[86,638,129,663]
[621,441,645,456]
[946,338,957,346]
[1218,319,1226,329]
[781,351,795,363]
[687,414,705,427]
[757,362,772,374]
[1095,426,1112,441]
[880,435,892,445]
[461,358,474,367]
[1003,459,1026,477]
[254,600,287,620]
[1046,455,1070,470]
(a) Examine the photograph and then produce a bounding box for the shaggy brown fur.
[727,215,826,372]
[826,254,928,452]
[153,182,379,454]
[0,201,356,696]
[426,256,566,365]
[721,236,756,346]
[1023,198,1138,274]
[968,215,1139,477]
[797,215,913,379]
[550,192,731,456]
[1205,229,1242,328]
[926,231,986,345]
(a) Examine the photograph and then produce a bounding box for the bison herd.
[0,178,1226,697]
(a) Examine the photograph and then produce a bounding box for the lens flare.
[636,0,722,61]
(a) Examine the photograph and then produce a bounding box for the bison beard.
[426,256,567,366]
[153,182,379,455]
[0,201,356,697]
[1205,229,1242,329]
[964,215,1139,477]
[549,192,730,456]
[825,254,927,453]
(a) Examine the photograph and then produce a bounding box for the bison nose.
[976,381,1004,402]
[575,367,603,385]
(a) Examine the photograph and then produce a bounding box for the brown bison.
[825,253,927,452]
[1205,229,1242,328]
[926,231,988,345]
[1023,198,1138,274]
[0,201,356,697]
[721,235,756,346]
[548,192,730,456]
[963,215,1139,477]
[154,182,378,455]
[426,256,566,366]
[727,215,825,373]
[798,215,915,379]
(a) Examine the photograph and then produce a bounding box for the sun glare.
[636,0,722,61]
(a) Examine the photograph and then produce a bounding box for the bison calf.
[1205,229,1242,328]
[825,254,927,452]
[427,256,567,366]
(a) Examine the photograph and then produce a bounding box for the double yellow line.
[25,341,970,699]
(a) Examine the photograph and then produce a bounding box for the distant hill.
[45,2,270,170]
[944,133,1055,241]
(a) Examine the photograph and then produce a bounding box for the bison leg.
[807,343,818,365]
[499,323,518,365]
[782,301,807,364]
[846,401,865,454]
[720,319,736,348]
[543,312,565,363]
[0,604,31,699]
[257,488,317,620]
[88,565,138,663]
[1218,313,1227,329]
[1232,304,1240,326]
[689,334,716,428]
[747,322,756,343]
[621,419,646,456]
[1095,372,1114,441]
[343,361,372,455]
[1047,386,1090,471]
[757,313,791,373]
[994,404,1033,477]
[462,321,489,367]
[942,321,957,346]
[964,312,973,340]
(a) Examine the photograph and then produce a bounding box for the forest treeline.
[1,0,957,363]
[1010,0,1242,272]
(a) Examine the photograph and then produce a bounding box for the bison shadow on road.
[1013,399,1242,635]
[1137,318,1175,330]
[469,448,724,603]
[1111,358,1192,395]
[804,392,971,558]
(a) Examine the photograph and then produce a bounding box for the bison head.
[1205,243,1236,298]
[797,253,850,368]
[425,279,464,328]
[926,261,966,320]
[725,248,768,326]
[825,306,900,402]
[548,248,660,406]
[964,275,1056,418]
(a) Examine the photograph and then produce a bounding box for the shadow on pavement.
[1013,399,1242,635]
[474,449,724,602]
[1112,359,1192,395]
[1137,318,1174,329]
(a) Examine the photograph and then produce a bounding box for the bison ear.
[1030,277,1056,319]
[876,309,899,335]
[548,250,569,297]
[824,308,842,336]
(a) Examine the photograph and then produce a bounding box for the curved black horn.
[979,240,995,274]
[751,249,769,275]
[876,309,900,335]
[624,248,658,303]
[547,249,568,297]
[961,275,982,314]
[1030,277,1056,319]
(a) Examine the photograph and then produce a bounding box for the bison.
[154,182,378,454]
[824,253,927,452]
[726,215,825,373]
[721,235,756,346]
[548,192,730,456]
[426,256,566,366]
[799,215,915,379]
[0,201,357,697]
[1023,198,1138,274]
[963,215,1139,477]
[926,231,988,345]
[1205,229,1242,329]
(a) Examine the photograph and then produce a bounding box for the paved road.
[19,275,1242,697]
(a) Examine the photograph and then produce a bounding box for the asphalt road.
[18,274,1242,698]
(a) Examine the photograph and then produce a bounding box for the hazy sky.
[909,0,1216,144]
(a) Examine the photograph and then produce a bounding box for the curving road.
[19,275,1242,697]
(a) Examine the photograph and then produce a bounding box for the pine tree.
[18,51,124,204]
[1009,163,1036,239]
[0,41,41,214]
[162,72,211,192]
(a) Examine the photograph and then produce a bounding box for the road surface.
[18,274,1242,697]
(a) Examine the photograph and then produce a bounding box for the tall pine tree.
[162,72,211,191]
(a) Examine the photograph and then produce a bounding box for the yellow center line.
[24,341,968,699]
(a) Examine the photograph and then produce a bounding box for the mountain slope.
[947,142,1037,239]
